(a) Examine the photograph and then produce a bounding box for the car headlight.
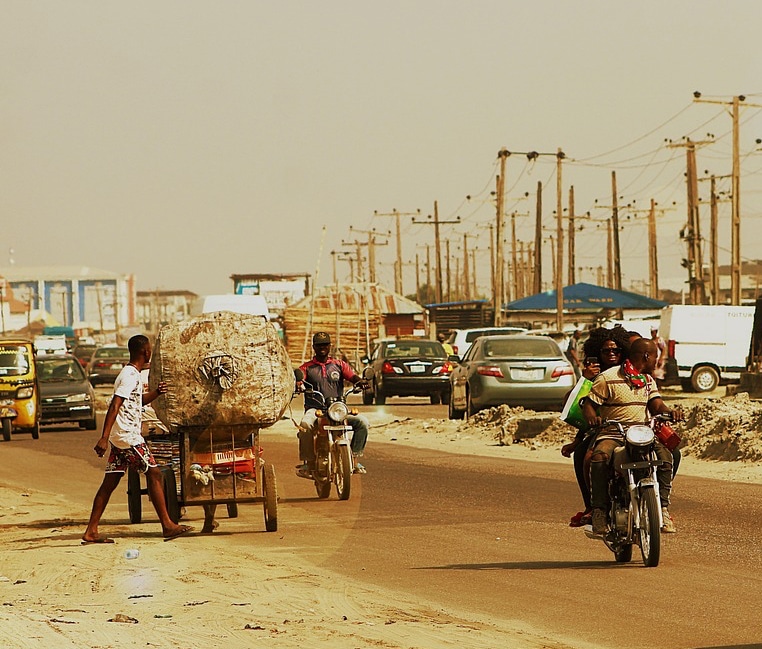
[327,401,349,423]
[17,386,34,399]
[66,393,91,403]
[626,425,654,446]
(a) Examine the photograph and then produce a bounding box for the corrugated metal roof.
[291,283,424,314]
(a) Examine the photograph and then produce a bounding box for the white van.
[34,335,68,356]
[660,305,754,392]
[190,294,271,319]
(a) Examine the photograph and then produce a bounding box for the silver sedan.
[448,334,576,419]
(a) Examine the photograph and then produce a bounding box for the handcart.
[127,422,278,532]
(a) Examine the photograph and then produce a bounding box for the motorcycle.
[293,368,372,500]
[584,414,675,568]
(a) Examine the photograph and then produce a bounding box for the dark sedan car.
[448,334,575,419]
[86,345,130,385]
[72,343,98,368]
[37,354,97,429]
[363,338,453,405]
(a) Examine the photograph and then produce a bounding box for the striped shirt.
[585,365,659,425]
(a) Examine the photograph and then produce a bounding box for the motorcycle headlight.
[66,393,90,403]
[16,386,33,399]
[626,425,654,446]
[327,401,349,423]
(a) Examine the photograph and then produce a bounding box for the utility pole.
[413,203,460,303]
[625,202,676,300]
[348,226,389,284]
[374,208,420,295]
[463,233,471,301]
[445,238,452,301]
[693,92,762,304]
[494,149,509,325]
[668,137,712,304]
[568,186,576,286]
[534,181,543,295]
[698,173,731,304]
[555,148,565,331]
[611,171,622,291]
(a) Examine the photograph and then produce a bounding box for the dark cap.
[312,331,331,345]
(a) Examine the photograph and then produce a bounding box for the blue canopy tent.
[504,282,667,311]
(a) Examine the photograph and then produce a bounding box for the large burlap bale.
[149,312,293,430]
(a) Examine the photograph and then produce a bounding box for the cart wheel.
[263,463,278,532]
[30,422,40,439]
[163,467,181,524]
[127,469,142,524]
[226,503,239,519]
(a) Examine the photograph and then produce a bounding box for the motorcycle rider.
[581,337,684,535]
[296,332,370,478]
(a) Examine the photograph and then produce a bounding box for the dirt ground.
[1,390,760,648]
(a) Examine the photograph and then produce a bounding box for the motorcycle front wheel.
[638,487,661,567]
[335,444,352,501]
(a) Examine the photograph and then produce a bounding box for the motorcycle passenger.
[561,326,632,527]
[296,332,370,478]
[582,337,684,535]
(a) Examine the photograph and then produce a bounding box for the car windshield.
[94,347,129,359]
[39,358,86,381]
[0,345,31,376]
[73,345,97,359]
[385,342,444,358]
[483,338,559,358]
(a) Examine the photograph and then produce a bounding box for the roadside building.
[0,266,136,337]
[136,289,198,335]
[230,272,311,317]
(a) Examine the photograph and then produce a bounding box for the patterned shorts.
[105,443,158,474]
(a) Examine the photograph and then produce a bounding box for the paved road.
[6,396,762,649]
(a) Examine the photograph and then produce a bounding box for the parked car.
[37,354,97,429]
[86,345,130,385]
[445,326,527,358]
[363,338,453,405]
[72,343,98,368]
[448,334,575,419]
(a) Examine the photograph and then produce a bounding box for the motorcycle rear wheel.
[335,445,352,501]
[638,487,661,567]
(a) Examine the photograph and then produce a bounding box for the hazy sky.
[3,1,762,298]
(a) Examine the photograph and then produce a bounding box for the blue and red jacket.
[299,356,357,411]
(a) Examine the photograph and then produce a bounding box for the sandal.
[569,509,592,528]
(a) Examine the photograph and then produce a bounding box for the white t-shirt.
[110,364,145,449]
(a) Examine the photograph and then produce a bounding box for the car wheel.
[448,390,465,420]
[465,389,478,419]
[374,382,386,405]
[691,366,719,393]
[81,418,98,430]
[429,392,441,405]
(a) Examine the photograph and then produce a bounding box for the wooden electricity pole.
[611,171,622,291]
[555,149,565,331]
[374,209,420,295]
[413,203,460,303]
[534,181,543,295]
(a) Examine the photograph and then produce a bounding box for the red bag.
[655,421,681,451]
